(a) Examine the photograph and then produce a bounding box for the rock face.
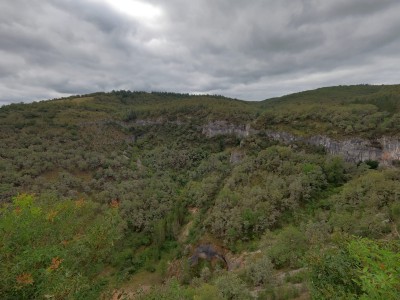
[308,136,382,162]
[266,131,400,165]
[132,119,400,166]
[380,137,400,162]
[189,244,228,269]
[202,121,252,138]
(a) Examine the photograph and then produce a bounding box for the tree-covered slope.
[257,84,400,138]
[0,85,399,299]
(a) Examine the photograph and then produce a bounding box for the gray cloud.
[1,0,400,105]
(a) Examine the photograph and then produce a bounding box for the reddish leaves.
[16,273,34,285]
[48,257,64,271]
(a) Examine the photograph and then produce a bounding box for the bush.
[138,279,193,300]
[214,272,251,300]
[308,236,400,299]
[348,238,400,299]
[308,245,361,299]
[364,159,379,169]
[267,226,308,269]
[259,284,301,300]
[245,254,274,286]
[0,194,125,299]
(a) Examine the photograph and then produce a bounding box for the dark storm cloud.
[1,0,400,104]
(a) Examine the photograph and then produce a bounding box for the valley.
[0,85,399,299]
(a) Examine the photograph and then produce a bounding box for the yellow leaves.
[11,193,42,216]
[13,193,34,208]
[16,273,34,285]
[46,210,58,222]
[75,198,85,208]
[47,257,64,272]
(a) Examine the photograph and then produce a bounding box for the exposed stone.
[230,150,245,164]
[189,244,228,269]
[202,121,253,138]
[136,159,143,170]
[266,131,400,165]
[380,137,400,162]
[124,118,400,166]
[135,118,164,126]
[201,121,400,166]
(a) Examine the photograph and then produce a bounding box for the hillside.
[1,85,399,299]
[257,84,400,138]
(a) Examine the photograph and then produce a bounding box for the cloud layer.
[1,0,400,104]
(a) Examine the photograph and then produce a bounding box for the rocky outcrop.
[189,244,228,269]
[230,150,245,164]
[123,118,400,166]
[308,135,382,162]
[134,118,165,126]
[202,121,253,138]
[380,137,400,162]
[200,121,400,165]
[266,131,400,165]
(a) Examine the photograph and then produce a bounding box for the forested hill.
[258,84,400,138]
[1,85,399,299]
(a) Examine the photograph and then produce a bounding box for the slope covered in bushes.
[1,85,399,299]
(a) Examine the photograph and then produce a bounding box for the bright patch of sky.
[98,0,162,23]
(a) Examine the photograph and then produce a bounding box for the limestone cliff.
[201,121,253,138]
[200,121,400,165]
[134,119,400,166]
[266,131,400,166]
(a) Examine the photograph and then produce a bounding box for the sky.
[1,0,400,105]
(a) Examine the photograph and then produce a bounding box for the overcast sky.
[1,0,400,105]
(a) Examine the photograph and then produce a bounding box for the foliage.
[266,226,308,269]
[1,85,400,298]
[214,272,251,300]
[308,242,361,299]
[347,238,400,300]
[0,194,125,299]
[328,170,400,238]
[309,235,400,300]
[256,84,400,137]
[245,254,274,286]
[206,146,334,243]
[138,279,194,300]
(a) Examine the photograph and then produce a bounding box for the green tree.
[215,272,251,300]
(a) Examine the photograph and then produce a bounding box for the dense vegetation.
[0,85,399,299]
[256,84,400,138]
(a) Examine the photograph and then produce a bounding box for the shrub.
[214,272,250,300]
[245,254,274,286]
[267,226,308,269]
[0,194,125,299]
[364,159,379,169]
[308,236,400,300]
[308,245,361,299]
[348,238,400,299]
